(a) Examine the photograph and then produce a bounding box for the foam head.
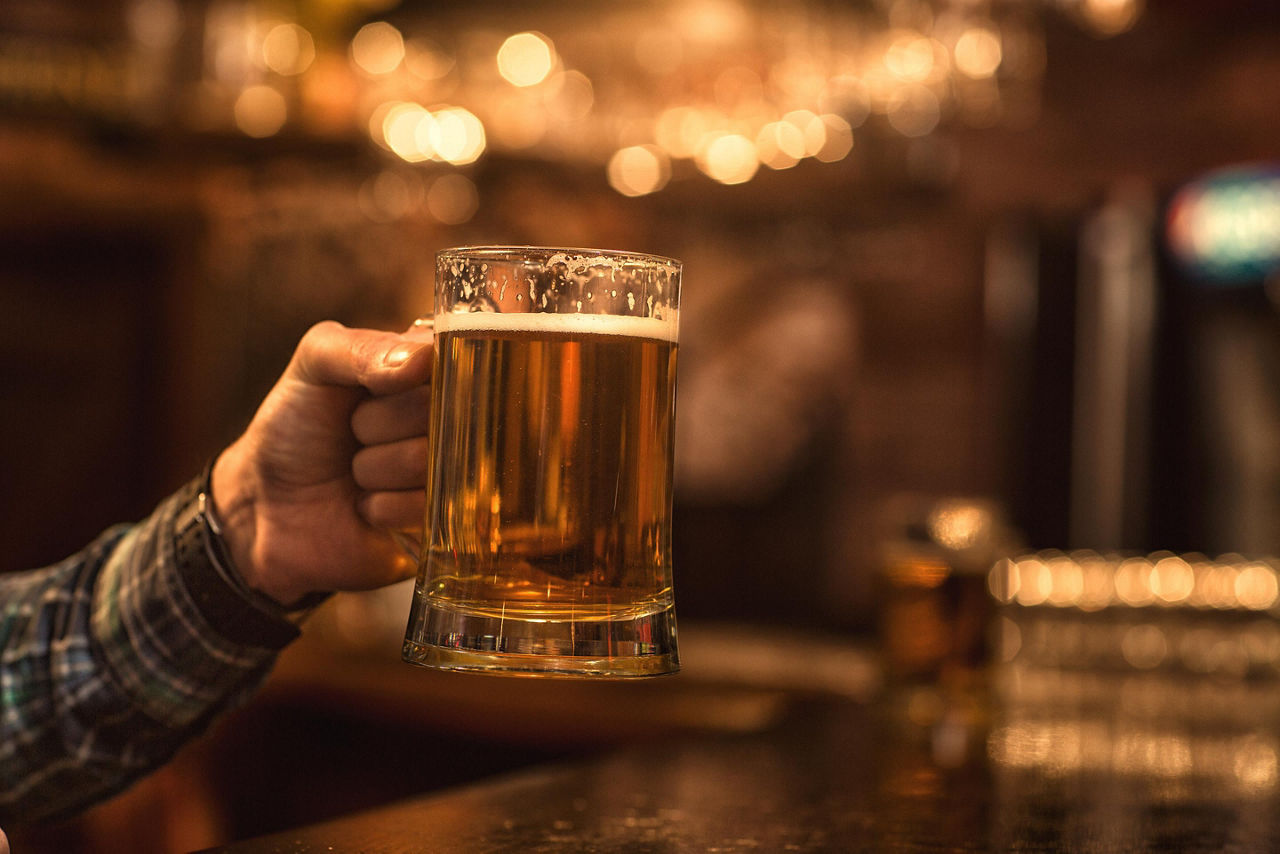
[435,309,678,342]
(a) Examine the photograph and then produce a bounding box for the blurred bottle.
[877,494,1020,686]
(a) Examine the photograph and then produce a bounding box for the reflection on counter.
[985,548,1280,849]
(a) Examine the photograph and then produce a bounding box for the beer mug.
[402,246,681,677]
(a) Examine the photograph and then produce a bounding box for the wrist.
[210,443,318,610]
[171,468,301,648]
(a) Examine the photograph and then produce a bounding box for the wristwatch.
[171,463,311,648]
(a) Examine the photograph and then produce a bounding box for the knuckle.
[302,319,343,346]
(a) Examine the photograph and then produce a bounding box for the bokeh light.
[497,32,555,87]
[1081,0,1144,36]
[655,106,715,159]
[404,37,454,82]
[886,84,941,137]
[697,132,759,185]
[756,121,805,170]
[382,101,433,162]
[1151,555,1195,605]
[351,22,405,76]
[954,28,1003,79]
[427,106,486,165]
[884,33,938,83]
[1236,563,1279,610]
[607,145,670,196]
[814,114,854,162]
[262,22,315,76]
[234,84,287,137]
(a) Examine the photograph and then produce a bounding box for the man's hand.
[211,321,434,607]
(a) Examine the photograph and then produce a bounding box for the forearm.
[0,474,303,824]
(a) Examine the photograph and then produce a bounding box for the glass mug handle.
[386,314,434,565]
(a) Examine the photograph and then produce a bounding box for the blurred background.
[3,0,1280,850]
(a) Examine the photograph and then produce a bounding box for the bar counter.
[201,614,1280,853]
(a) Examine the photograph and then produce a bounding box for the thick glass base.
[402,600,679,678]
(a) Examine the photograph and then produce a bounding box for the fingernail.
[384,344,418,367]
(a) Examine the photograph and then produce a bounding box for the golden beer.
[403,248,681,676]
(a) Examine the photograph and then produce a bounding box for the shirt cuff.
[171,471,315,649]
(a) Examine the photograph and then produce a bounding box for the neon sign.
[1166,164,1280,283]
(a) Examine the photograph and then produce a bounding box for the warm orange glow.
[886,84,940,137]
[1235,564,1279,610]
[358,169,421,222]
[814,114,854,162]
[654,106,714,159]
[993,550,1280,615]
[1045,556,1084,607]
[428,106,486,165]
[780,109,823,157]
[179,0,1098,194]
[756,121,804,170]
[676,0,749,45]
[427,174,479,224]
[1077,555,1115,611]
[486,93,548,149]
[697,132,758,184]
[991,719,1277,794]
[262,22,315,76]
[988,558,1018,604]
[1113,558,1155,607]
[404,38,455,83]
[634,27,683,75]
[1120,624,1167,669]
[545,70,594,121]
[351,22,405,76]
[820,75,870,127]
[954,28,1002,79]
[884,33,937,82]
[497,32,555,87]
[887,557,950,589]
[714,66,764,110]
[607,145,670,196]
[926,502,991,551]
[1013,557,1052,606]
[128,0,181,50]
[368,101,400,150]
[382,102,433,162]
[1150,555,1194,605]
[1081,0,1143,36]
[1235,738,1279,792]
[234,84,287,137]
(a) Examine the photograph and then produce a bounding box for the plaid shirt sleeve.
[0,474,306,824]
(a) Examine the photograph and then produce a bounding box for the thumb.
[289,321,433,396]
